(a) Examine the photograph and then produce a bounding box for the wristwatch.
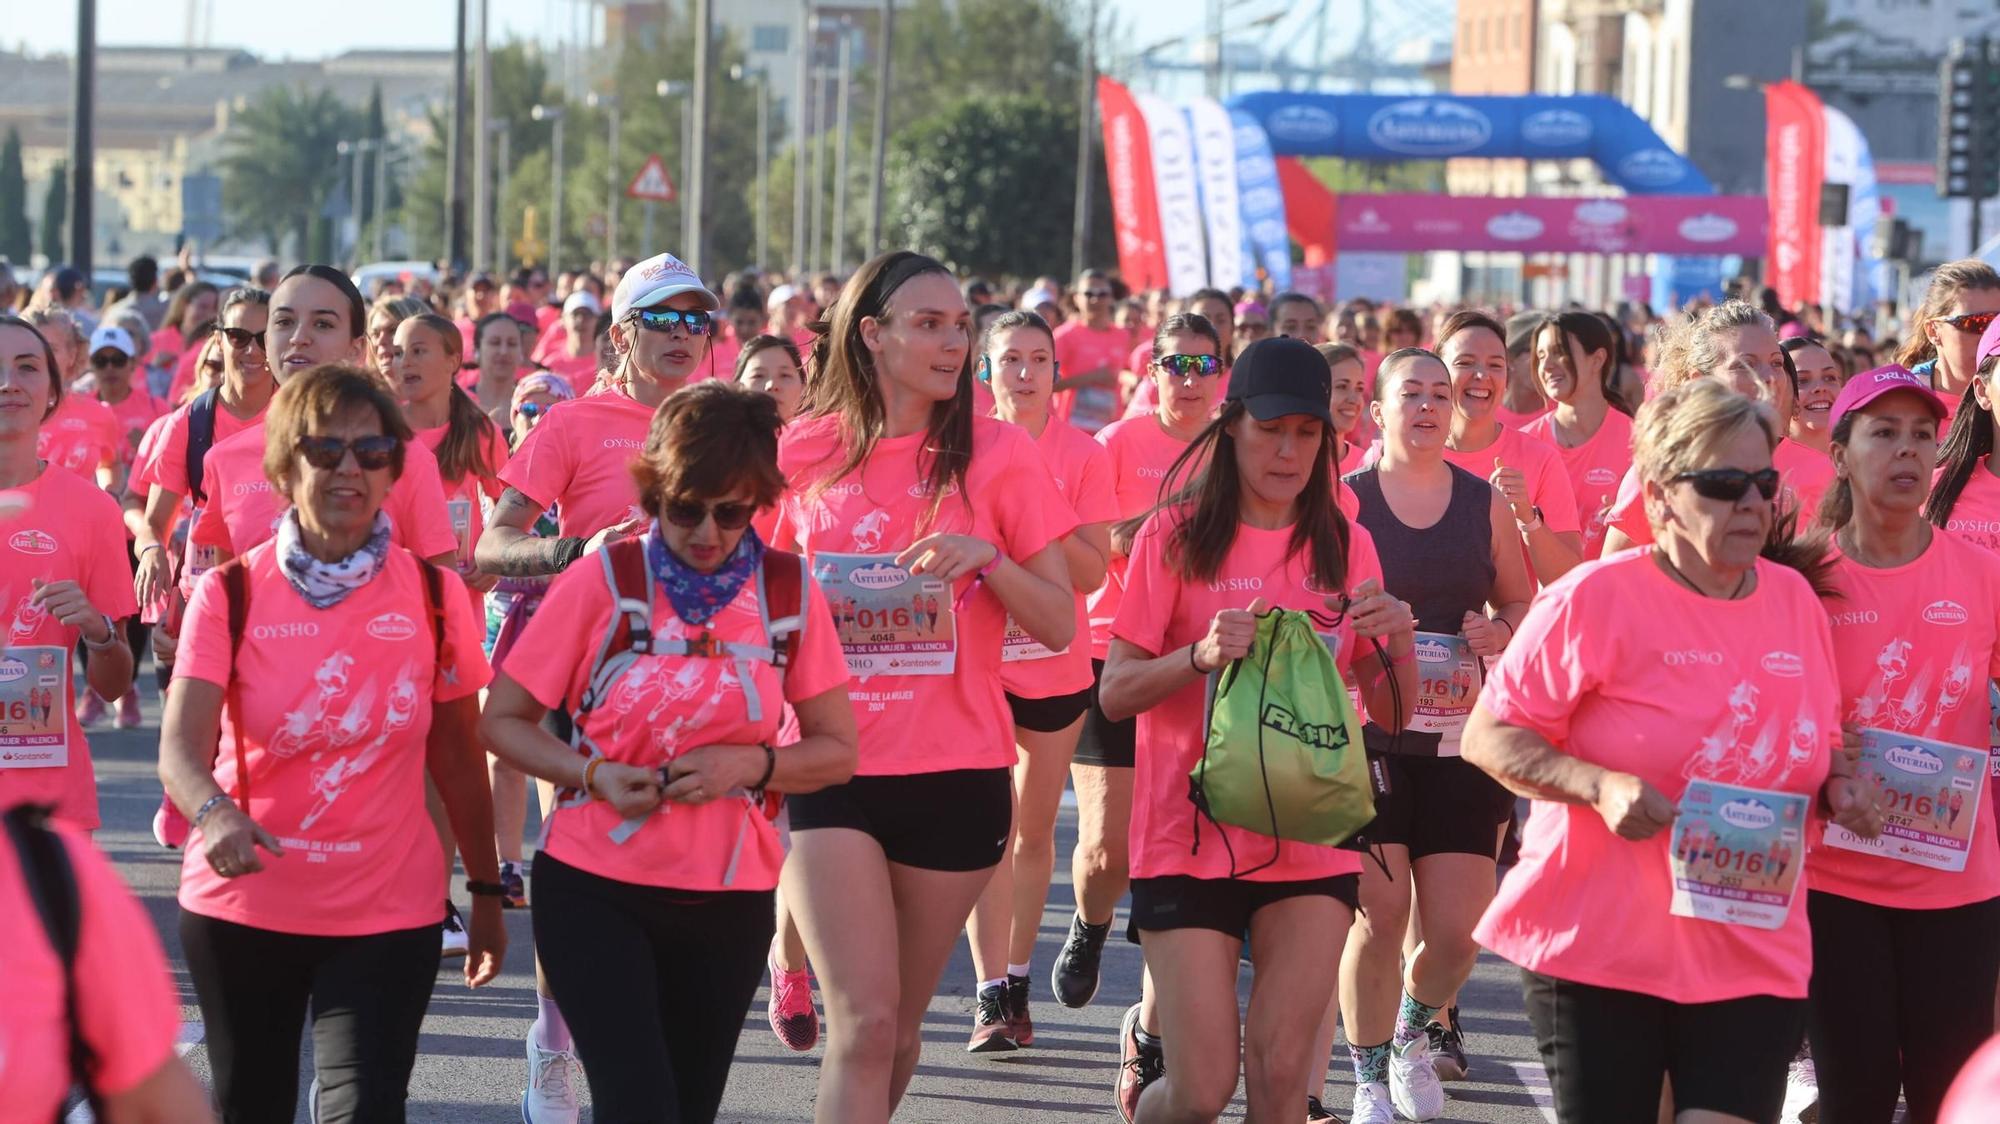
[1516,505,1544,534]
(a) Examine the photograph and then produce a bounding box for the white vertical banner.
[1135,94,1208,296]
[1820,106,1863,316]
[1186,99,1242,296]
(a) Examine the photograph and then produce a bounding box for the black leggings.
[1806,890,2000,1124]
[531,852,774,1124]
[180,912,438,1124]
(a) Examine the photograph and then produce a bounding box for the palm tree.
[219,86,361,258]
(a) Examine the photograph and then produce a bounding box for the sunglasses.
[1937,311,2000,335]
[1157,353,1222,378]
[633,308,714,335]
[1670,467,1780,503]
[1083,289,1114,301]
[220,326,266,352]
[297,434,400,471]
[662,498,757,530]
[89,352,130,368]
[517,401,547,421]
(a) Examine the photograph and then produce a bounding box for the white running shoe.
[521,1034,581,1124]
[1389,1036,1447,1121]
[440,901,469,959]
[1781,1052,1820,1123]
[1350,1080,1395,1124]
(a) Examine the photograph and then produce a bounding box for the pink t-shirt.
[1441,424,1583,537]
[189,422,461,564]
[165,343,205,407]
[1121,342,1159,421]
[1495,402,1551,430]
[1052,322,1131,434]
[1939,457,2000,555]
[414,422,509,601]
[1474,550,1839,1003]
[0,467,138,829]
[776,414,1070,775]
[126,411,177,496]
[1525,408,1634,561]
[0,821,181,1123]
[501,389,654,539]
[1002,418,1118,700]
[97,390,168,471]
[174,546,491,936]
[35,394,119,480]
[1773,438,1834,527]
[141,398,260,502]
[503,541,849,890]
[1113,510,1381,882]
[541,352,599,387]
[1090,415,1202,659]
[1812,533,2000,910]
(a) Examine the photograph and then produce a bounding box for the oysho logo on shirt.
[232,481,270,496]
[1923,599,1970,626]
[8,529,56,555]
[1136,467,1168,479]
[1662,648,1724,667]
[1761,651,1805,678]
[602,437,643,451]
[1830,609,1879,627]
[366,612,419,641]
[1207,577,1262,593]
[251,622,320,639]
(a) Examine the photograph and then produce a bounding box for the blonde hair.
[1632,379,1776,532]
[1901,259,2000,370]
[1647,300,1775,394]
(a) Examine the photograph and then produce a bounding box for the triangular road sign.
[627,155,678,202]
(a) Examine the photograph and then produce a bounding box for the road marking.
[177,1020,205,1057]
[1498,1059,1558,1124]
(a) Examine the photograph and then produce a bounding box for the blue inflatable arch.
[1226,92,1716,196]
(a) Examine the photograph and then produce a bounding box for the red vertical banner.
[1765,80,1825,309]
[1098,77,1168,290]
[1274,157,1338,267]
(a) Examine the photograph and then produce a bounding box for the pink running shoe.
[767,954,820,1052]
[75,691,107,727]
[116,691,142,729]
[152,797,189,849]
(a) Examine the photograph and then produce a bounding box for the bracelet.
[582,757,604,799]
[1516,505,1544,533]
[753,742,776,793]
[553,536,587,571]
[1189,644,1211,675]
[1493,616,1515,640]
[1383,646,1412,668]
[192,792,233,828]
[82,615,119,651]
[465,880,506,898]
[137,543,164,557]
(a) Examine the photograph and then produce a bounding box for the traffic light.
[1939,38,2000,200]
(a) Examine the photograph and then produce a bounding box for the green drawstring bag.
[1194,608,1373,876]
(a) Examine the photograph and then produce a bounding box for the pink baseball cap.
[1829,363,1949,433]
[1977,314,2000,368]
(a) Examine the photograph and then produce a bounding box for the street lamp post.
[866,0,894,259]
[587,92,621,265]
[655,80,692,255]
[532,105,566,276]
[794,0,812,274]
[689,0,713,276]
[337,139,373,265]
[490,119,511,274]
[732,64,771,269]
[831,21,853,274]
[371,140,391,261]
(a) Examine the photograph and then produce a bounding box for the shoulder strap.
[409,550,451,679]
[4,805,101,1122]
[760,549,807,669]
[185,388,220,505]
[221,558,253,805]
[576,538,654,718]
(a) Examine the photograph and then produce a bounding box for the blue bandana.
[646,521,764,626]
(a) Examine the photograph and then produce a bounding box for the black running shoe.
[1306,1094,1345,1122]
[499,861,527,909]
[1051,912,1110,1008]
[1426,1008,1470,1081]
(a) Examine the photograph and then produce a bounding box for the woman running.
[1337,347,1533,1124]
[1463,378,1877,1124]
[1099,335,1415,1123]
[390,314,507,607]
[772,250,1075,1122]
[365,295,429,383]
[1808,364,2000,1123]
[1900,259,2000,414]
[0,316,137,829]
[1318,343,1370,480]
[26,308,119,490]
[1782,336,1846,455]
[159,281,220,403]
[482,381,856,1124]
[735,333,807,424]
[1522,312,1632,561]
[964,310,1116,1052]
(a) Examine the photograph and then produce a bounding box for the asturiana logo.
[1719,797,1777,831]
[0,658,25,684]
[1521,108,1593,147]
[367,613,419,642]
[1486,211,1545,241]
[847,562,909,591]
[1617,149,1686,188]
[1924,599,1970,626]
[1678,213,1740,243]
[1885,743,1945,776]
[1266,105,1338,144]
[1414,637,1454,664]
[8,529,55,555]
[1365,99,1493,157]
[1761,651,1805,678]
[1584,468,1618,487]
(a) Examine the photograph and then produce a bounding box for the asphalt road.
[85,690,1561,1123]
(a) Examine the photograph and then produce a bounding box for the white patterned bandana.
[277,508,392,609]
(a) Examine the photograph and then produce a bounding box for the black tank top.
[1345,462,1495,756]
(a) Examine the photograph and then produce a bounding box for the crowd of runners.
[7,244,2000,1124]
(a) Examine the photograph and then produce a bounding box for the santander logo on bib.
[1923,599,1970,626]
[1761,651,1805,678]
[367,612,419,642]
[8,529,56,555]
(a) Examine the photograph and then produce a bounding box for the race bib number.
[447,497,475,574]
[1667,780,1808,931]
[1411,631,1479,745]
[1987,682,1999,778]
[1001,615,1067,663]
[812,552,956,676]
[1828,728,1986,873]
[0,646,68,769]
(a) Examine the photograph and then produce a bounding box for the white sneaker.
[1389,1036,1447,1121]
[1782,1053,1820,1123]
[441,901,469,959]
[1350,1080,1395,1124]
[521,1034,581,1124]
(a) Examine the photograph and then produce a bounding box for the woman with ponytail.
[1900,259,2000,416]
[1523,312,1633,560]
[391,313,507,606]
[1929,322,2000,554]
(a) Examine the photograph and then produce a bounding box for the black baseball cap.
[1225,337,1332,424]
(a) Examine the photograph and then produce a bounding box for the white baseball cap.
[88,324,136,359]
[610,251,719,322]
[562,290,602,316]
[766,283,800,312]
[1019,286,1060,312]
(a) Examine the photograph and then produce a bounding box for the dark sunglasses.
[1157,353,1222,378]
[633,308,714,335]
[220,326,266,352]
[1083,289,1114,301]
[662,498,757,530]
[89,352,130,368]
[1670,467,1780,503]
[517,401,547,420]
[297,434,400,471]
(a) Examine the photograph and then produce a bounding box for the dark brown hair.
[631,381,788,516]
[263,364,412,492]
[402,313,501,488]
[1536,311,1631,416]
[1433,309,1507,357]
[0,316,62,420]
[1928,353,2000,528]
[733,333,805,382]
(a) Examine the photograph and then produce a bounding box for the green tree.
[38,162,65,264]
[219,85,362,256]
[886,96,1112,279]
[0,128,29,264]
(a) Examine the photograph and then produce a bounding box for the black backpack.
[4,804,100,1122]
[184,387,222,506]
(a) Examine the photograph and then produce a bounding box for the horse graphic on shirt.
[851,509,891,552]
[299,663,422,829]
[7,595,47,647]
[270,652,356,759]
